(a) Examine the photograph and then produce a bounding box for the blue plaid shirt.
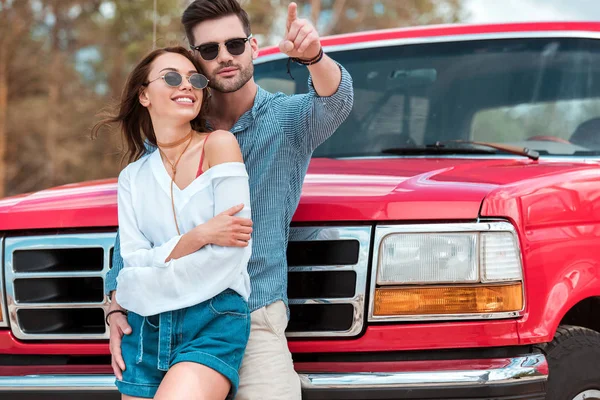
[105,65,354,312]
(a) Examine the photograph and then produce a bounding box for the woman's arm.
[117,169,189,268]
[165,130,247,260]
[116,166,251,316]
[114,131,252,316]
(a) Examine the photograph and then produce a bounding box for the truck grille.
[3,226,371,340]
[286,226,370,337]
[4,234,114,340]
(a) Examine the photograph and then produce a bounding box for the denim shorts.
[115,289,250,399]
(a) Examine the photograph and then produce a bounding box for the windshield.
[254,37,600,158]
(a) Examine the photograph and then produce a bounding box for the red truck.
[1,21,600,400]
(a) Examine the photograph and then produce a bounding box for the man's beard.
[208,62,254,93]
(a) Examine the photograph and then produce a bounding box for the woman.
[92,47,251,400]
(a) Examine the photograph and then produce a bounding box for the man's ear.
[139,88,150,107]
[250,36,260,60]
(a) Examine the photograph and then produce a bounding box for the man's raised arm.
[279,2,341,96]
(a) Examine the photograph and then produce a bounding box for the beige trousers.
[235,300,302,400]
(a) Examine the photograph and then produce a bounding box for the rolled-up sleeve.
[104,231,122,295]
[277,63,354,155]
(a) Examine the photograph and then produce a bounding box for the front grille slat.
[4,226,371,340]
[14,303,107,309]
[13,248,104,273]
[288,304,355,332]
[287,239,360,266]
[17,308,106,335]
[14,277,104,304]
[288,265,357,272]
[288,298,362,305]
[288,271,356,299]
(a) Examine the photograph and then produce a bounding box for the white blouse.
[115,150,252,317]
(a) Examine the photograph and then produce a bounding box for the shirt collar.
[206,85,270,133]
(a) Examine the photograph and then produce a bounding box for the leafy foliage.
[1,0,465,196]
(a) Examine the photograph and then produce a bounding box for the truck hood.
[297,158,600,222]
[0,158,596,230]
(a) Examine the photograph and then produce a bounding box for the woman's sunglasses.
[144,71,209,90]
[190,34,253,61]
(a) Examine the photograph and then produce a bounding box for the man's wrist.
[292,47,324,66]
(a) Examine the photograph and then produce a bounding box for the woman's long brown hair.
[91,47,210,164]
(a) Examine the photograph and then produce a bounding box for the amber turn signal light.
[373,283,523,316]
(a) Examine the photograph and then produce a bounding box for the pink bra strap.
[196,132,213,177]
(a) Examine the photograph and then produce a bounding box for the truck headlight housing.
[369,222,524,321]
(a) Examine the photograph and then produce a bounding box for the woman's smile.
[172,94,197,106]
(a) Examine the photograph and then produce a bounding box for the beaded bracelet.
[286,47,325,79]
[291,47,324,66]
[105,309,128,326]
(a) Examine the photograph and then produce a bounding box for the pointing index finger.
[287,2,298,30]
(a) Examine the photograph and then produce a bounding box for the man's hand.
[108,294,131,381]
[196,204,253,247]
[279,2,321,60]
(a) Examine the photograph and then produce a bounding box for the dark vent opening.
[288,304,354,332]
[13,248,104,273]
[17,309,105,335]
[288,271,356,299]
[287,240,359,266]
[109,247,114,269]
[14,277,104,303]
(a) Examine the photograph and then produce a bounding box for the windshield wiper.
[381,146,497,156]
[431,140,539,160]
[382,140,539,160]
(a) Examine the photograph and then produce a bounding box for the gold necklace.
[157,130,194,235]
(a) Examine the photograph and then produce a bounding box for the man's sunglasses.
[144,71,209,90]
[190,34,253,61]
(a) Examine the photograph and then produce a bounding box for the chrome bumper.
[0,354,547,399]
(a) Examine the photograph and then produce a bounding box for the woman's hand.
[195,203,253,247]
[165,204,252,261]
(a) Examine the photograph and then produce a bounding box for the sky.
[465,0,600,23]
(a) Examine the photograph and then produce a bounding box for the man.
[105,0,353,398]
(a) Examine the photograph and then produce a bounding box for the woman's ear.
[139,88,150,107]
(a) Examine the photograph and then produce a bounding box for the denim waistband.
[136,311,173,372]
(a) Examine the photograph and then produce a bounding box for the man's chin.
[211,81,244,93]
[210,72,253,93]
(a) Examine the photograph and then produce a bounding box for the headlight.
[378,232,479,284]
[370,222,524,321]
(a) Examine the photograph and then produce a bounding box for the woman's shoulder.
[204,130,243,166]
[205,130,238,149]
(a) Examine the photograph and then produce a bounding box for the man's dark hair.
[182,0,252,46]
